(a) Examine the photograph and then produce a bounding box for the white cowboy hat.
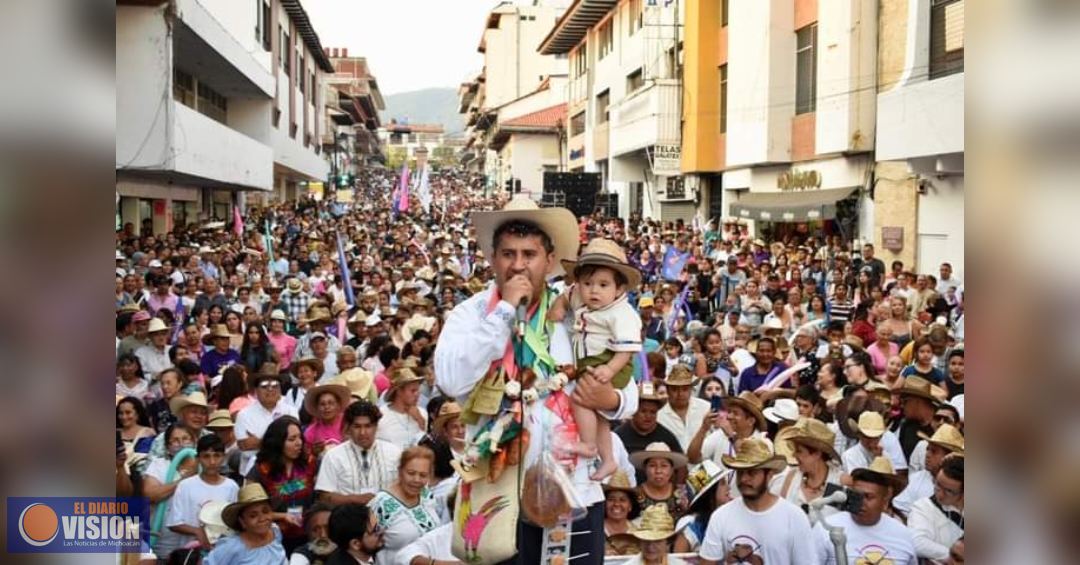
[763,398,800,424]
[471,195,579,277]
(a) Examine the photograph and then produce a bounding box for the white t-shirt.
[393,522,455,565]
[814,511,917,564]
[841,431,908,474]
[376,405,427,448]
[165,475,239,549]
[698,496,815,564]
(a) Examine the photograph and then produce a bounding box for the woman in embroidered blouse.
[368,446,441,565]
[246,416,315,554]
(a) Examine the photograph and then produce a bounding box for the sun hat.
[303,381,352,416]
[629,442,688,470]
[763,398,800,424]
[285,278,304,294]
[148,259,163,268]
[389,367,425,390]
[637,382,668,406]
[661,364,698,388]
[631,504,678,542]
[855,411,886,438]
[432,401,463,433]
[364,313,382,327]
[221,483,273,531]
[851,456,904,491]
[638,295,655,308]
[301,305,332,325]
[205,409,234,429]
[560,238,642,289]
[198,501,232,545]
[147,318,169,334]
[761,318,785,334]
[602,470,637,497]
[773,426,801,465]
[269,310,288,322]
[291,356,325,378]
[898,376,939,403]
[471,195,579,277]
[784,417,839,461]
[685,460,730,507]
[331,367,377,402]
[201,324,231,345]
[725,391,767,431]
[917,423,965,453]
[169,391,209,416]
[720,437,786,471]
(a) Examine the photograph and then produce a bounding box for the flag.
[264,220,275,278]
[335,231,356,307]
[667,284,690,333]
[232,205,243,237]
[398,163,411,213]
[171,298,186,344]
[661,246,691,281]
[417,165,433,214]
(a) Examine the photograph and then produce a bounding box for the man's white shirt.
[315,439,402,496]
[234,399,299,475]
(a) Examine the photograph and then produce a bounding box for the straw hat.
[851,456,904,491]
[285,278,304,294]
[389,367,425,389]
[147,318,169,334]
[855,411,886,438]
[198,501,231,545]
[685,460,730,507]
[291,356,325,379]
[761,317,785,334]
[201,324,231,345]
[661,364,697,388]
[301,305,332,325]
[402,315,437,342]
[898,376,939,403]
[303,381,352,416]
[629,442,688,470]
[602,470,637,497]
[560,238,642,289]
[269,310,288,322]
[637,382,668,406]
[169,391,209,416]
[333,367,377,402]
[785,417,839,461]
[763,398,800,425]
[396,281,421,299]
[725,391,767,431]
[721,438,786,471]
[918,423,965,454]
[631,504,678,542]
[774,426,801,465]
[432,401,463,433]
[205,409,234,429]
[222,483,273,531]
[472,195,579,277]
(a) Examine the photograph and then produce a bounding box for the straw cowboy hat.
[205,409,234,430]
[918,423,965,454]
[331,367,377,402]
[854,411,887,438]
[721,437,787,472]
[773,426,801,466]
[402,315,437,342]
[432,401,463,433]
[685,460,730,507]
[389,367,425,390]
[169,391,209,416]
[725,391,767,431]
[471,195,579,277]
[763,398,800,424]
[222,483,273,531]
[851,456,904,491]
[201,324,231,345]
[285,278,304,294]
[198,501,232,545]
[396,281,421,299]
[629,442,688,470]
[560,238,642,289]
[661,364,698,388]
[784,417,839,461]
[637,382,668,406]
[301,305,333,325]
[147,318,169,334]
[631,504,678,542]
[269,309,288,322]
[291,356,325,379]
[899,375,946,403]
[602,470,638,497]
[303,380,352,416]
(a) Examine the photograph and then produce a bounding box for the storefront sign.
[882,226,904,251]
[308,182,325,201]
[652,145,682,176]
[777,169,822,191]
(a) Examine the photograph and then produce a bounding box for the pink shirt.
[268,332,297,369]
[304,415,344,447]
[374,371,390,395]
[867,341,899,375]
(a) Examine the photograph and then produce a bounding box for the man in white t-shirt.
[316,399,402,506]
[698,438,814,565]
[814,457,916,564]
[165,436,239,552]
[234,373,299,475]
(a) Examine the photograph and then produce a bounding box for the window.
[173,67,195,108]
[598,19,614,59]
[257,1,271,51]
[930,0,964,79]
[627,68,644,93]
[795,24,817,115]
[297,49,304,90]
[572,46,588,78]
[310,71,316,107]
[570,111,586,136]
[722,0,729,27]
[719,64,728,133]
[596,90,610,124]
[196,81,227,124]
[280,27,290,76]
[629,0,642,35]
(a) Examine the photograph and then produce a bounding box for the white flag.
[418,166,433,214]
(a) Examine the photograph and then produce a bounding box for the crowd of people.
[115,164,965,564]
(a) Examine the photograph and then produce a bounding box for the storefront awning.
[730,187,858,223]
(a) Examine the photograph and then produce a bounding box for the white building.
[116,0,332,233]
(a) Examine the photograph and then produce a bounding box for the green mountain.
[380,87,465,134]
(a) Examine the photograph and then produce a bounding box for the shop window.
[796,24,818,115]
[257,0,271,51]
[629,0,643,35]
[930,0,964,79]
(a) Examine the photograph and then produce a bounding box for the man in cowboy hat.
[814,456,917,564]
[893,423,964,517]
[435,195,639,563]
[200,324,241,377]
[657,365,711,451]
[281,276,312,327]
[135,317,172,380]
[689,391,768,469]
[234,372,298,475]
[295,303,342,360]
[148,391,213,459]
[908,454,964,562]
[615,382,683,484]
[374,366,427,447]
[893,376,939,460]
[698,438,814,565]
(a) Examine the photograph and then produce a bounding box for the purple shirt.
[146,292,179,317]
[201,348,241,377]
[737,361,789,393]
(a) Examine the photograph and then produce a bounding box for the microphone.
[809,489,847,510]
[515,297,528,337]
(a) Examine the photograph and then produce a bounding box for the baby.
[553,238,642,480]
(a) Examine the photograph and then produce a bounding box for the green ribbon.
[515,288,557,374]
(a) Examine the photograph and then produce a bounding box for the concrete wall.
[816,0,877,155]
[508,133,561,197]
[872,161,918,270]
[116,5,171,170]
[174,103,274,190]
[916,175,964,279]
[199,0,273,73]
[484,5,567,110]
[726,0,795,166]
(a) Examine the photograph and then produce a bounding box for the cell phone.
[116,430,124,457]
[711,395,725,413]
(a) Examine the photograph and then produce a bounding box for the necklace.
[349,442,379,491]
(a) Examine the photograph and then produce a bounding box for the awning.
[730,187,858,223]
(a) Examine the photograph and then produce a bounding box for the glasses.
[258,381,281,389]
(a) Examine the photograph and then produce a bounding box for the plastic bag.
[520,402,587,528]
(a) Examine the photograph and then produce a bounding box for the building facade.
[324,48,386,182]
[116,0,332,233]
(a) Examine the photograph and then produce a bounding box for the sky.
[305,0,502,96]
